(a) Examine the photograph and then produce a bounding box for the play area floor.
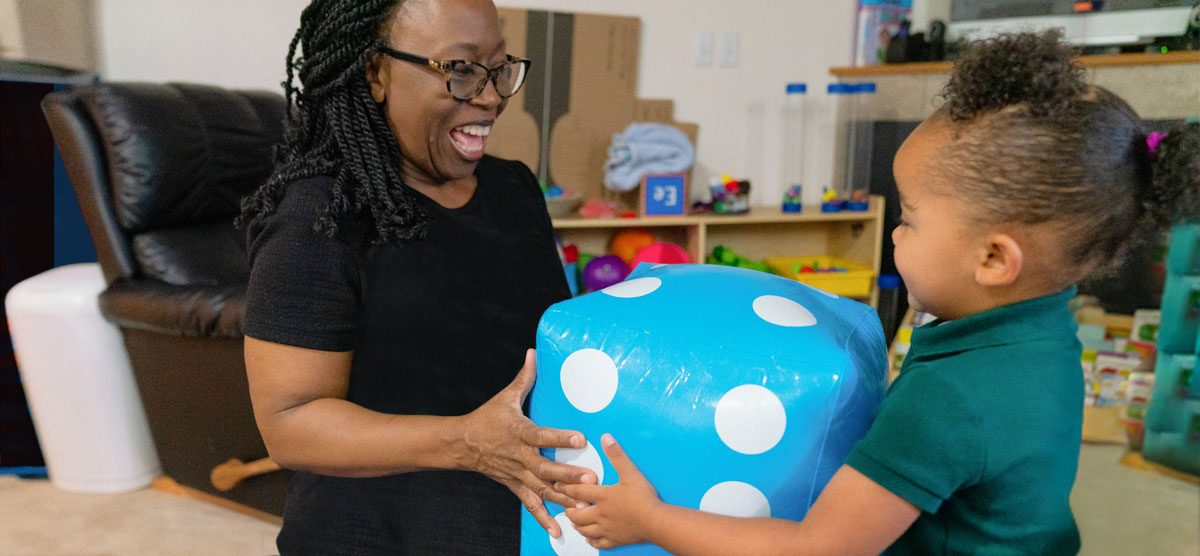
[0,444,1195,555]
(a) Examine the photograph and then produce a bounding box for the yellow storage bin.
[765,256,875,297]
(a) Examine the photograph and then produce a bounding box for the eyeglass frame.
[375,44,532,101]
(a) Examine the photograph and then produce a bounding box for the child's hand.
[557,434,662,550]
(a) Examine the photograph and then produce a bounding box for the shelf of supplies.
[551,197,883,228]
[829,51,1200,77]
[551,195,886,307]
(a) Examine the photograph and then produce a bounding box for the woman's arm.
[561,435,920,555]
[245,339,594,536]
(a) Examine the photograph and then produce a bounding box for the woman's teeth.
[450,124,491,157]
[457,124,491,137]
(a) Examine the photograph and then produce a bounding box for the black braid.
[238,0,426,243]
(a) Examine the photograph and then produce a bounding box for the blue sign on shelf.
[642,173,688,217]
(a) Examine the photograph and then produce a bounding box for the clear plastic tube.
[782,83,806,212]
[846,82,875,211]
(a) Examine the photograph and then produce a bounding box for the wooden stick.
[210,457,282,492]
[1119,452,1200,486]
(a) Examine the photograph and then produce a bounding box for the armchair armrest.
[99,279,245,338]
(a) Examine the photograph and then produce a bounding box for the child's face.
[891,120,982,320]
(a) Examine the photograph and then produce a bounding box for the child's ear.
[975,233,1023,287]
[366,55,388,103]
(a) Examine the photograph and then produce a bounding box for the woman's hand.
[558,434,663,550]
[458,349,596,538]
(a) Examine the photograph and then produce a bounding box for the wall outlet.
[693,30,714,67]
[719,31,740,68]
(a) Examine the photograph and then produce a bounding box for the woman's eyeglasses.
[377,45,531,101]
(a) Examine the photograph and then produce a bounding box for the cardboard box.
[491,8,639,200]
[490,10,699,209]
[1082,406,1126,444]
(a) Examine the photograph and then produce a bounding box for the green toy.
[706,245,770,273]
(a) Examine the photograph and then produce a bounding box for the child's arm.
[560,434,920,556]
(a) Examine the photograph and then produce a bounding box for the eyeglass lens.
[448,60,527,100]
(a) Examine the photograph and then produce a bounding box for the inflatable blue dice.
[521,264,888,555]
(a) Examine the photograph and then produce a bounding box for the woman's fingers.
[529,471,584,509]
[531,457,594,486]
[516,485,561,538]
[555,481,605,503]
[504,349,538,402]
[522,423,585,450]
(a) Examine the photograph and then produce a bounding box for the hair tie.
[1147,131,1167,159]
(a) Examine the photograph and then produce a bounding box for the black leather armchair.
[41,83,291,515]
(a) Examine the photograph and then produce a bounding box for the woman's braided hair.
[239,0,427,243]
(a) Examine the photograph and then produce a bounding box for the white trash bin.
[5,263,161,493]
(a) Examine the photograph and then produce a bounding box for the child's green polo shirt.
[845,288,1084,555]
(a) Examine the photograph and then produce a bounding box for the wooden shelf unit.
[829,50,1200,77]
[552,195,886,306]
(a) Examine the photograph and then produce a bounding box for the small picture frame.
[640,173,689,217]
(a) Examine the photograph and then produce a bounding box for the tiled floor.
[0,444,1195,555]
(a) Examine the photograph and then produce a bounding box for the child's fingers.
[564,504,597,526]
[573,522,606,539]
[600,433,641,477]
[555,480,605,502]
[588,537,616,550]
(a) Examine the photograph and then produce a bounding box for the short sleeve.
[505,158,555,230]
[243,178,361,351]
[844,367,984,513]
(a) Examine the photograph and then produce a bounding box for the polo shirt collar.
[908,286,1078,361]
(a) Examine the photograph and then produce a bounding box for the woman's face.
[368,0,509,187]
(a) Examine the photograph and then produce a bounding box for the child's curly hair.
[934,30,1199,275]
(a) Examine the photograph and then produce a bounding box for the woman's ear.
[975,233,1023,287]
[366,54,388,103]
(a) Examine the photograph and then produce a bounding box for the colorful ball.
[630,243,691,267]
[610,229,656,264]
[583,255,631,292]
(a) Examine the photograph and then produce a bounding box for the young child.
[556,31,1199,556]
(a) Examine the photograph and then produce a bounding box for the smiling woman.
[236,1,594,555]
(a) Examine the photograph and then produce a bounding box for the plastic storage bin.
[1143,352,1199,475]
[1166,223,1200,275]
[765,256,875,297]
[1158,273,1199,354]
[4,263,160,492]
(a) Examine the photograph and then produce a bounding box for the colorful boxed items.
[782,185,803,213]
[521,264,888,555]
[765,256,875,298]
[710,174,750,215]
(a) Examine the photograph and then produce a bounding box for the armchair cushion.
[99,279,245,338]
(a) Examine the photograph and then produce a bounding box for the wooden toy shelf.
[552,195,886,306]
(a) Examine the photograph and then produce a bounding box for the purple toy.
[583,255,630,292]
